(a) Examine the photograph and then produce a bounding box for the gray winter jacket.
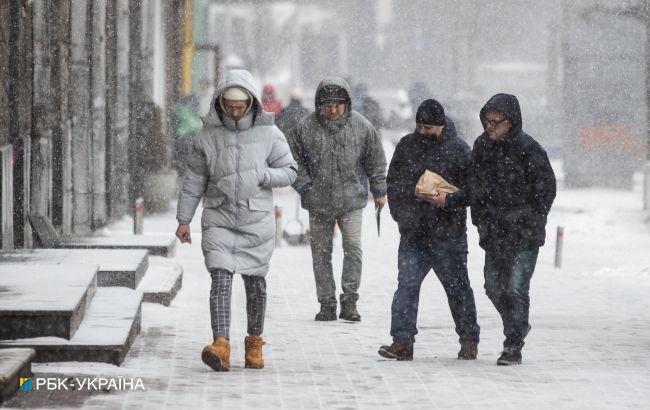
[287,77,387,216]
[176,69,297,276]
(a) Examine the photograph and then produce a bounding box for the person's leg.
[308,212,337,306]
[389,236,430,343]
[209,268,234,340]
[483,251,511,325]
[242,274,267,369]
[429,239,480,348]
[242,275,267,336]
[337,208,363,304]
[503,249,539,351]
[203,268,234,371]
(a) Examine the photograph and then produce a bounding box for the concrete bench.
[0,348,36,404]
[0,265,98,340]
[0,287,142,366]
[29,214,177,257]
[1,249,148,289]
[138,259,183,306]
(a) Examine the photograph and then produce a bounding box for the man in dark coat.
[378,99,480,361]
[352,82,384,131]
[276,88,309,136]
[469,93,556,365]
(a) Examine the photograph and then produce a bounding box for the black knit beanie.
[416,99,445,126]
[318,85,349,105]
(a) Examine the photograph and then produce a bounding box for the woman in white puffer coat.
[175,69,297,372]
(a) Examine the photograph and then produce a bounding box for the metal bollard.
[274,206,283,247]
[133,197,144,235]
[554,226,564,269]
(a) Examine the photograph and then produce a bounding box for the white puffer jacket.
[176,69,297,276]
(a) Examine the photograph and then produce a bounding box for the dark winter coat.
[387,119,471,244]
[287,77,387,216]
[358,97,384,131]
[276,100,309,136]
[469,93,556,252]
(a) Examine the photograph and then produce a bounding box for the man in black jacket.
[469,93,556,365]
[378,99,480,361]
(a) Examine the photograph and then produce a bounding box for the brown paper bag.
[415,170,459,197]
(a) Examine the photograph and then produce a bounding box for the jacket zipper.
[234,123,240,273]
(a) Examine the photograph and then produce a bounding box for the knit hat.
[318,85,349,105]
[222,86,250,101]
[416,99,445,126]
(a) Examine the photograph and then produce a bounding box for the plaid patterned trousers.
[210,268,267,340]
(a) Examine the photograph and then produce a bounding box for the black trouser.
[483,249,539,350]
[390,235,480,344]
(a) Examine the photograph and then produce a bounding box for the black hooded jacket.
[469,93,556,252]
[387,119,471,244]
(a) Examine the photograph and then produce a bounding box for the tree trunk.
[0,3,8,148]
[8,1,34,247]
[644,0,650,209]
[31,0,53,225]
[51,0,72,235]
[90,0,108,227]
[106,0,131,220]
[128,0,150,204]
[165,0,183,140]
[70,0,92,234]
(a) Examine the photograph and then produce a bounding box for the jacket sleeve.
[501,142,557,227]
[287,125,313,196]
[176,135,209,224]
[387,140,417,229]
[362,125,387,197]
[261,129,298,188]
[468,142,491,228]
[444,144,472,210]
[525,143,557,219]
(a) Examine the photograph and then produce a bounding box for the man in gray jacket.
[175,69,297,372]
[288,77,387,322]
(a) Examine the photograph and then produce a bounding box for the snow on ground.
[24,158,650,409]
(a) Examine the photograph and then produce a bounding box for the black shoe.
[497,349,522,365]
[378,340,414,361]
[314,304,337,321]
[457,343,478,360]
[339,301,361,322]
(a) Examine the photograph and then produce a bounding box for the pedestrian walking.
[261,83,283,119]
[378,99,480,361]
[175,69,297,372]
[352,82,385,131]
[469,93,556,365]
[287,77,387,322]
[277,88,309,136]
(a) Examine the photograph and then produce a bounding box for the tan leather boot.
[201,336,230,371]
[245,334,265,369]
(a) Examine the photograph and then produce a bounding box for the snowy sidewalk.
[6,179,650,409]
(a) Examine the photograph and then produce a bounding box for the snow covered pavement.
[8,174,650,409]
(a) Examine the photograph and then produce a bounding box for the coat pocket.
[344,139,363,169]
[203,195,225,209]
[248,196,273,212]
